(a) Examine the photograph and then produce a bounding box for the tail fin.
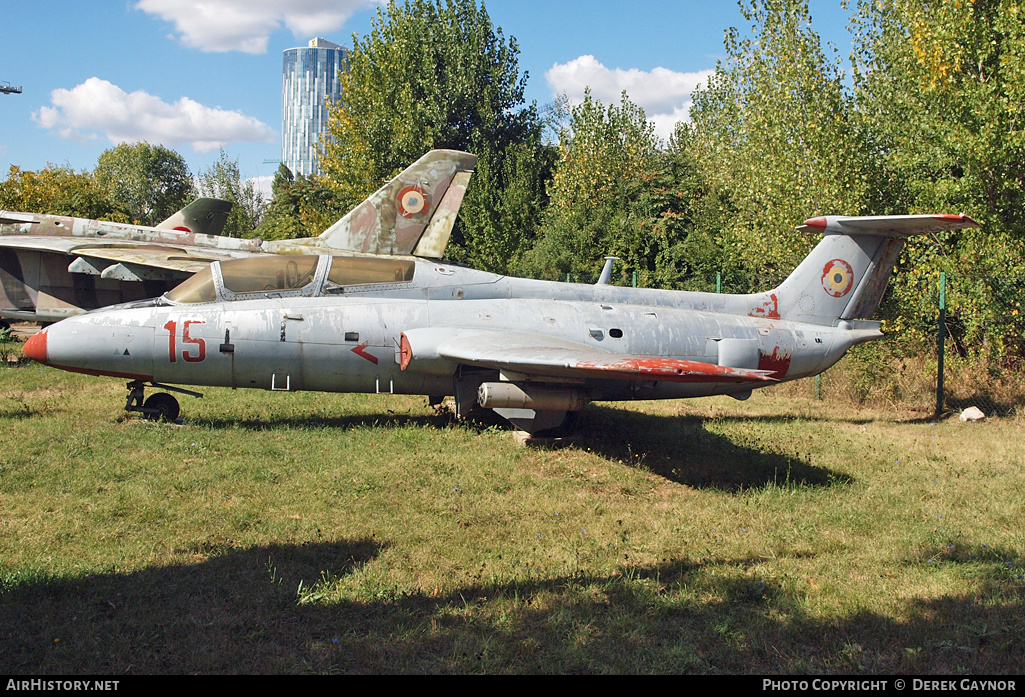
[156,198,233,235]
[266,149,477,258]
[770,214,978,325]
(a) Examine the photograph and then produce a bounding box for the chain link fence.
[779,272,1025,419]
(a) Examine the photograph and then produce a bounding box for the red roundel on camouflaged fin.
[397,186,430,219]
[821,259,854,298]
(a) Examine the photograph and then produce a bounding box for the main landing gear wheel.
[143,393,180,422]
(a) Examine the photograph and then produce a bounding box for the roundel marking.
[397,186,430,218]
[821,259,854,298]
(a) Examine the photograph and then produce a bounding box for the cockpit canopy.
[165,255,416,304]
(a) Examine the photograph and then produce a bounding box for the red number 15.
[163,320,206,363]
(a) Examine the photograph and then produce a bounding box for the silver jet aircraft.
[23,179,977,433]
[1,150,475,323]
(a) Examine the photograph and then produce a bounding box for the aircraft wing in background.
[0,150,477,322]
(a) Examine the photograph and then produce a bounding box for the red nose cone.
[22,328,48,364]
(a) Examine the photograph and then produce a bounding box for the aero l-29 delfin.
[1,150,476,323]
[23,152,978,434]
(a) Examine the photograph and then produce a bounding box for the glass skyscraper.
[281,38,348,177]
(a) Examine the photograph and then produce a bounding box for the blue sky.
[0,1,854,199]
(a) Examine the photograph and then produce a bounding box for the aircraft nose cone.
[22,328,48,364]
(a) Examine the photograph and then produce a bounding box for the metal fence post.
[936,272,946,418]
[716,272,722,294]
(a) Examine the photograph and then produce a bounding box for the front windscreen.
[164,266,217,304]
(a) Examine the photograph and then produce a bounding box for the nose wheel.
[142,392,180,422]
[125,380,202,422]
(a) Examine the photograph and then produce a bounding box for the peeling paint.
[749,292,780,319]
[573,357,774,384]
[757,347,792,379]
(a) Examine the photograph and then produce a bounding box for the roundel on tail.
[397,186,430,219]
[821,259,854,298]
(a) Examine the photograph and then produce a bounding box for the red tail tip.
[803,217,828,229]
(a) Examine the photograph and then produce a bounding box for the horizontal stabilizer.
[798,213,978,237]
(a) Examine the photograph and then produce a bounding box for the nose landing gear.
[125,380,203,422]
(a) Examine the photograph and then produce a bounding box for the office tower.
[281,37,347,176]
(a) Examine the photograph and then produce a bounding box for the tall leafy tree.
[519,92,666,283]
[254,164,343,240]
[320,0,550,272]
[687,0,871,287]
[521,92,736,290]
[197,150,265,237]
[93,142,195,226]
[850,0,1025,354]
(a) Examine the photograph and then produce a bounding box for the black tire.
[143,393,180,422]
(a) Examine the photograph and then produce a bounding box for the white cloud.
[248,175,275,203]
[545,55,714,141]
[135,0,377,53]
[34,77,275,153]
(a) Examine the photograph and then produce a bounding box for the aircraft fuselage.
[32,259,860,403]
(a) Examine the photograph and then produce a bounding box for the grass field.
[1,358,1023,674]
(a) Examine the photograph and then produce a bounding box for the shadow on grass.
[190,409,456,432]
[570,405,854,491]
[184,401,854,492]
[2,540,1022,675]
[186,405,851,492]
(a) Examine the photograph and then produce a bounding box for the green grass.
[1,364,1023,674]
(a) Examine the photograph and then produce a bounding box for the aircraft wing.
[400,328,776,384]
[0,236,256,277]
[61,245,246,281]
[0,211,38,225]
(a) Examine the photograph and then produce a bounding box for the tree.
[519,92,664,283]
[93,142,195,226]
[0,165,126,221]
[686,0,871,288]
[319,0,550,272]
[849,0,1025,354]
[254,164,343,240]
[197,150,265,237]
